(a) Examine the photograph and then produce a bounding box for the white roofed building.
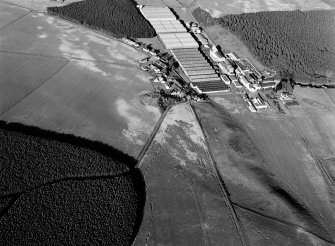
[158,33,198,49]
[140,7,176,20]
[210,45,225,62]
[149,19,186,33]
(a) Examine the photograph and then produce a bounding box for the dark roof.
[263,77,275,82]
[261,82,275,87]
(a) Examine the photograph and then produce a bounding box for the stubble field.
[0,3,160,158]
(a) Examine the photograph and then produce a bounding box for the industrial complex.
[122,5,281,111]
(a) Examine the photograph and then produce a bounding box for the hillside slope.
[192,101,335,245]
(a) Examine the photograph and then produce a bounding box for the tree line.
[47,0,156,38]
[193,8,335,84]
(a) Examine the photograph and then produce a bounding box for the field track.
[136,105,172,166]
[191,102,249,246]
[197,100,335,242]
[289,114,335,188]
[0,59,69,118]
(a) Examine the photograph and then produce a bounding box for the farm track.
[209,99,335,242]
[190,102,249,246]
[289,112,335,188]
[1,1,33,11]
[233,202,334,243]
[136,105,172,167]
[0,8,32,31]
[0,50,141,70]
[0,60,69,119]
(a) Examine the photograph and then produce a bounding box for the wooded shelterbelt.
[193,8,335,84]
[47,0,156,38]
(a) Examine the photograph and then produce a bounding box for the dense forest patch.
[0,121,145,246]
[193,8,335,84]
[47,0,155,38]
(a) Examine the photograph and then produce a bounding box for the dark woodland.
[193,8,335,84]
[0,121,145,246]
[47,0,156,38]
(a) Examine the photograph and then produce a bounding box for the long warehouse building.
[191,81,229,93]
[187,70,218,76]
[158,33,198,49]
[140,7,176,20]
[183,65,214,71]
[149,19,186,33]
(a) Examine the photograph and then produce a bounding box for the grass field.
[0,2,29,29]
[0,3,160,158]
[0,0,83,11]
[291,88,335,158]
[235,207,333,246]
[289,87,335,188]
[0,12,145,66]
[134,103,243,245]
[0,121,144,245]
[189,0,335,17]
[193,101,335,244]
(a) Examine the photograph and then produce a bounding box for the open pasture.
[0,4,160,158]
[0,11,146,66]
[238,111,335,241]
[1,60,160,158]
[0,53,67,115]
[235,207,333,246]
[291,88,335,158]
[0,2,29,29]
[193,102,335,242]
[134,103,243,245]
[191,0,335,17]
[0,0,82,11]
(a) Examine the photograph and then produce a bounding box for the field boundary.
[190,102,249,246]
[0,8,32,31]
[234,202,334,243]
[135,104,173,167]
[0,50,141,70]
[209,99,335,242]
[0,60,69,119]
[289,114,335,188]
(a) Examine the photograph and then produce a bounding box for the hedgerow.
[193,8,335,84]
[47,0,156,38]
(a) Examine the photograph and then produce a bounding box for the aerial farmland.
[1,0,335,245]
[0,2,160,158]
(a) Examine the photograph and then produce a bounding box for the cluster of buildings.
[123,5,280,111]
[209,45,280,93]
[138,6,229,94]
